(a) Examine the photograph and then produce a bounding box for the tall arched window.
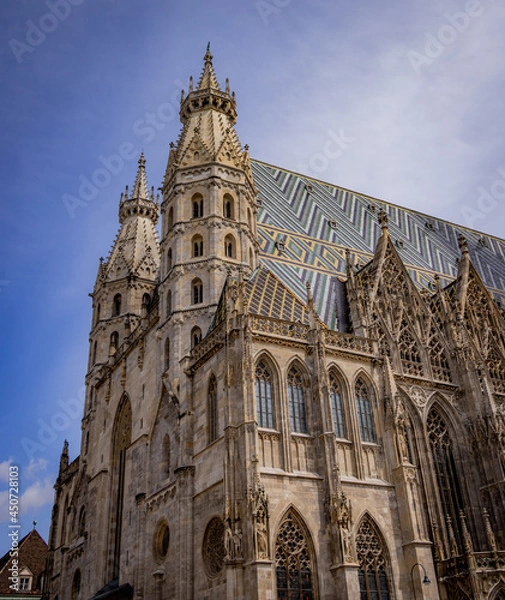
[192,193,203,219]
[78,507,86,537]
[109,331,119,355]
[95,303,101,326]
[164,337,170,371]
[71,569,81,600]
[224,234,235,258]
[112,294,122,317]
[141,293,151,317]
[223,194,234,219]
[356,515,391,600]
[166,290,172,318]
[92,340,97,364]
[167,248,172,271]
[192,235,204,258]
[398,322,423,376]
[275,510,315,600]
[288,365,307,434]
[161,434,170,476]
[60,496,69,546]
[427,408,464,552]
[256,360,274,429]
[192,278,203,304]
[355,378,375,443]
[329,372,346,438]
[110,397,132,580]
[167,206,174,228]
[191,326,202,349]
[208,375,218,443]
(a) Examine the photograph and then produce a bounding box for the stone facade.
[45,49,505,600]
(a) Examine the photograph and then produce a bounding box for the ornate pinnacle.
[204,42,212,63]
[458,233,469,254]
[483,508,498,553]
[378,208,388,230]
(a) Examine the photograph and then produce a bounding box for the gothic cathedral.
[45,48,505,600]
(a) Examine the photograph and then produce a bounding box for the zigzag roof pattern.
[252,159,505,329]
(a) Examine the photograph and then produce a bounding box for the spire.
[197,42,221,90]
[97,154,160,286]
[165,48,248,186]
[131,152,149,200]
[59,440,69,473]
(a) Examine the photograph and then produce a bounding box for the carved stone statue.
[250,484,269,559]
[394,399,410,463]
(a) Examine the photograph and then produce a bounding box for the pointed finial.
[204,42,213,62]
[378,208,388,231]
[189,75,193,92]
[458,233,469,254]
[131,153,149,200]
[226,78,230,94]
[59,440,69,473]
[33,520,37,530]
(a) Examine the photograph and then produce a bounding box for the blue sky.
[1,0,505,555]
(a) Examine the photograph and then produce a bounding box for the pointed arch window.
[192,193,203,219]
[427,408,464,552]
[95,303,101,326]
[78,507,86,537]
[223,194,234,219]
[161,434,170,476]
[208,375,218,443]
[191,327,202,349]
[256,360,274,429]
[192,235,204,258]
[398,322,423,376]
[71,569,81,600]
[166,290,172,318]
[167,206,174,229]
[142,293,151,317]
[167,248,172,271]
[110,397,132,580]
[192,278,203,304]
[329,372,346,438]
[288,365,308,434]
[112,294,122,317]
[109,331,119,355]
[356,516,391,600]
[164,337,170,371]
[355,378,376,443]
[224,234,236,259]
[275,510,315,600]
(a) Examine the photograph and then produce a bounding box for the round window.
[153,521,170,562]
[202,517,225,578]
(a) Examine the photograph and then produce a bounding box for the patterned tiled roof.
[252,160,505,328]
[245,267,309,324]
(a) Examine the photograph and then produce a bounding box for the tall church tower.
[158,45,258,370]
[88,153,160,375]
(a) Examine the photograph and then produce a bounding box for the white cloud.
[0,460,13,483]
[24,458,48,480]
[0,479,54,524]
